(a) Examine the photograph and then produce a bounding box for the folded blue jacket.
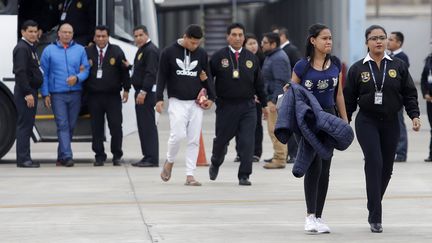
[275,82,354,178]
[40,40,89,96]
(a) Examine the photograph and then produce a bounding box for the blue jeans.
[51,91,82,161]
[395,109,407,160]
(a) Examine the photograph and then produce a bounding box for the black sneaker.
[424,156,432,162]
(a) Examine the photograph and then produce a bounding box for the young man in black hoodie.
[156,24,215,186]
[209,23,267,186]
[85,25,130,166]
[129,25,160,168]
[13,20,43,168]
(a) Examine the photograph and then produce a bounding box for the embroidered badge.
[304,80,313,90]
[361,72,370,83]
[110,58,116,66]
[76,1,83,9]
[388,69,397,78]
[88,59,93,67]
[246,60,253,69]
[138,53,143,61]
[221,58,229,68]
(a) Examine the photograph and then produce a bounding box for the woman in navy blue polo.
[291,23,348,234]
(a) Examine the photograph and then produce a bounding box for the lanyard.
[228,49,239,70]
[63,0,73,12]
[368,59,387,92]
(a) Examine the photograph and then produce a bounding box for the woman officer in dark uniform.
[344,25,421,233]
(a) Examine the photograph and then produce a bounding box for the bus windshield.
[113,0,136,42]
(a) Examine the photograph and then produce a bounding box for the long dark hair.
[243,33,265,67]
[305,23,331,69]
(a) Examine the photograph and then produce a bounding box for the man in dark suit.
[130,25,160,167]
[85,25,130,166]
[13,20,43,168]
[387,31,410,162]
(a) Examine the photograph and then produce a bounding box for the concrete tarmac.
[1,104,432,243]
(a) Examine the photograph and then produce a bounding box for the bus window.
[113,0,135,42]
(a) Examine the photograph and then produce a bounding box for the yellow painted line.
[35,114,91,120]
[35,114,55,120]
[0,195,431,209]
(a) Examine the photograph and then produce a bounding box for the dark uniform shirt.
[131,41,160,93]
[59,0,96,46]
[344,53,419,121]
[210,46,267,106]
[420,54,432,97]
[85,43,130,94]
[281,41,301,69]
[13,39,43,95]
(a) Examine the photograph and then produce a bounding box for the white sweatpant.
[166,98,203,176]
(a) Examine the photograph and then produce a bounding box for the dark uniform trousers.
[135,91,159,165]
[355,111,399,223]
[212,99,257,179]
[235,102,263,157]
[14,86,38,164]
[88,93,123,161]
[427,102,432,157]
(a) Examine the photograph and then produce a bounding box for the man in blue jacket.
[261,32,291,169]
[41,23,90,167]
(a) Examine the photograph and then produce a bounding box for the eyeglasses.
[367,36,387,41]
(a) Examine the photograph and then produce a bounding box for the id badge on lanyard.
[428,70,432,84]
[97,68,103,79]
[374,91,383,105]
[368,60,387,106]
[61,12,67,21]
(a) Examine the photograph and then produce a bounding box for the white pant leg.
[166,98,188,163]
[185,103,203,176]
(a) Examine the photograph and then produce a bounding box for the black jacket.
[156,41,215,101]
[420,54,432,97]
[13,39,43,95]
[282,42,301,69]
[344,55,419,121]
[131,41,159,93]
[210,47,267,106]
[394,51,410,68]
[60,0,96,45]
[85,44,130,94]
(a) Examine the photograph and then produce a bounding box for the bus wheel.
[0,93,16,160]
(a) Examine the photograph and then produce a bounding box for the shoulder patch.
[388,69,397,78]
[361,72,370,83]
[246,60,253,69]
[221,58,229,68]
[110,58,116,66]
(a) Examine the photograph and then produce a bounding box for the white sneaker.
[315,218,331,233]
[304,215,318,233]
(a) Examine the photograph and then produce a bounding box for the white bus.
[0,0,158,160]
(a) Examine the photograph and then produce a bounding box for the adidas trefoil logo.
[176,58,198,77]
